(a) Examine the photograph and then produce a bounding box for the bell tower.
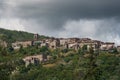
[34,34,38,40]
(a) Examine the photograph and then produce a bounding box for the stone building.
[67,38,79,43]
[117,46,120,52]
[34,34,39,40]
[68,43,80,50]
[79,40,100,51]
[12,41,33,49]
[100,42,115,51]
[49,39,60,49]
[0,40,7,47]
[60,38,69,46]
[23,54,49,67]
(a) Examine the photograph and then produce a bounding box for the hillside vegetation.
[0,28,120,80]
[0,28,49,43]
[0,45,120,80]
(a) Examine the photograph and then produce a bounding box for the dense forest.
[0,28,120,80]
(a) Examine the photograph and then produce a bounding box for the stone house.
[59,38,78,49]
[67,38,79,43]
[60,38,69,46]
[68,42,80,50]
[49,39,60,49]
[100,42,115,51]
[64,42,69,49]
[0,40,7,47]
[23,54,49,67]
[79,40,100,51]
[117,46,120,52]
[80,38,91,42]
[12,41,33,49]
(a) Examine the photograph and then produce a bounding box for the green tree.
[0,62,15,80]
[40,46,49,53]
[82,45,88,52]
[83,46,99,80]
[78,48,84,56]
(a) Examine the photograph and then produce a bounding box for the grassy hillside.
[0,28,49,43]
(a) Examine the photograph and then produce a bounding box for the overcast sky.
[0,0,120,44]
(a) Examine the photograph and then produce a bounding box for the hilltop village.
[6,34,119,67]
[0,34,120,66]
[11,34,119,52]
[1,33,120,80]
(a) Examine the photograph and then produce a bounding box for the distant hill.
[0,28,49,43]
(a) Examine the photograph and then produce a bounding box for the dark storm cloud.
[0,0,120,44]
[0,0,4,14]
[10,0,120,31]
[15,0,120,19]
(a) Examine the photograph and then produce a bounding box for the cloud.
[58,18,120,45]
[0,18,25,31]
[0,0,120,44]
[58,19,97,38]
[13,0,120,19]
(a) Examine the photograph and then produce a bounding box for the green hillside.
[0,28,49,43]
[0,28,120,80]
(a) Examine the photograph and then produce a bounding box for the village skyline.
[10,33,120,52]
[0,27,120,46]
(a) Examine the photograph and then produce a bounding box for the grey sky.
[0,0,120,44]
